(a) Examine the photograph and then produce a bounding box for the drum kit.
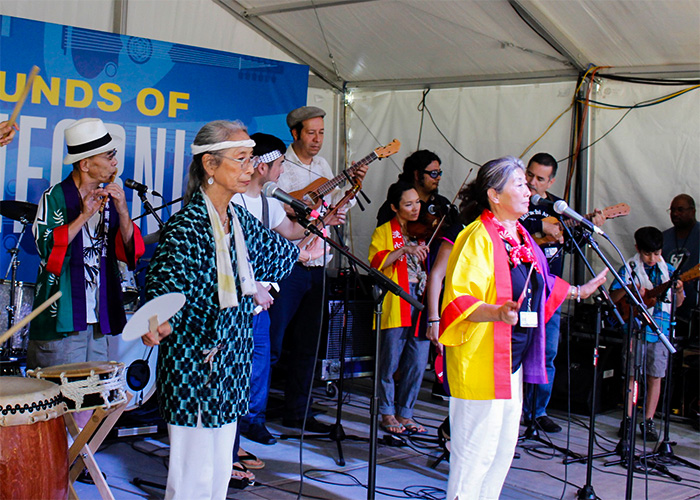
[0,201,168,498]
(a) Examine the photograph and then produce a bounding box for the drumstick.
[5,66,40,130]
[0,291,61,345]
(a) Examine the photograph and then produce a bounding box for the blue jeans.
[378,325,431,419]
[240,311,271,427]
[523,308,561,419]
[267,264,325,419]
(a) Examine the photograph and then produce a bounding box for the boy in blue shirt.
[610,226,684,441]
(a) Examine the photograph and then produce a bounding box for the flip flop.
[380,421,408,436]
[398,419,427,435]
[231,462,255,484]
[238,450,265,470]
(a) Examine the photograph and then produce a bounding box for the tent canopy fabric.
[215,0,700,90]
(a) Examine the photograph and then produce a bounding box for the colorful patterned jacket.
[30,175,144,340]
[145,190,298,427]
[369,218,416,330]
[439,212,569,400]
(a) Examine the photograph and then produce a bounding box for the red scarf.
[482,209,541,273]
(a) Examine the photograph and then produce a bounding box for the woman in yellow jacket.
[369,181,429,435]
[440,157,607,500]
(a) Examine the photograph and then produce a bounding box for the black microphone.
[553,200,604,235]
[262,182,319,218]
[124,178,162,198]
[531,194,554,207]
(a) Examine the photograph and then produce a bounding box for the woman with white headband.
[145,120,299,500]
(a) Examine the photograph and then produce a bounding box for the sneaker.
[535,415,562,433]
[618,416,632,438]
[639,418,659,441]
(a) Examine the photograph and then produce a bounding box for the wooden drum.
[0,376,69,499]
[28,361,127,412]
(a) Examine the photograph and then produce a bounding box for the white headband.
[257,150,282,165]
[191,139,255,156]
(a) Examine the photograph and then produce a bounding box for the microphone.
[531,194,554,207]
[262,182,319,219]
[125,178,162,198]
[553,200,604,235]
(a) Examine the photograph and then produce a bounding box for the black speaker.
[317,271,375,381]
[550,331,624,415]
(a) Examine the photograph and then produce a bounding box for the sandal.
[397,418,427,435]
[380,415,408,436]
[238,449,265,469]
[231,462,255,485]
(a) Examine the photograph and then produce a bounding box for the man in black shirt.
[376,150,458,230]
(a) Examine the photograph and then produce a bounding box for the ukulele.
[615,263,700,321]
[533,203,630,245]
[294,140,401,250]
[289,139,401,209]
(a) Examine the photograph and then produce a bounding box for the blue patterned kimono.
[145,190,298,427]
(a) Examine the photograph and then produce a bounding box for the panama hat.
[63,118,119,165]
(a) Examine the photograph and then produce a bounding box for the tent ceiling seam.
[508,0,590,73]
[242,0,378,17]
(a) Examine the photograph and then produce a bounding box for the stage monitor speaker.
[550,331,623,415]
[317,271,375,381]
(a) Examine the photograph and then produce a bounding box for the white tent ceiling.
[215,0,700,90]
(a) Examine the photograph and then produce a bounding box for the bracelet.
[576,285,581,303]
[427,319,440,324]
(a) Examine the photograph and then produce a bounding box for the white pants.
[447,368,523,500]
[165,413,237,500]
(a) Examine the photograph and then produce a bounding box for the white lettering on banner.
[171,129,186,214]
[132,126,170,235]
[15,115,47,232]
[51,119,74,186]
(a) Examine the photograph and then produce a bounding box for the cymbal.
[0,200,37,223]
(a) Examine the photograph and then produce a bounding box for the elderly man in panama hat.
[27,117,145,369]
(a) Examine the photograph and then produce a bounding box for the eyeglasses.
[217,154,257,168]
[102,149,117,160]
[424,170,443,179]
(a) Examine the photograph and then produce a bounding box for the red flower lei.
[483,210,541,273]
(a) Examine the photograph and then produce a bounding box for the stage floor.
[74,377,700,500]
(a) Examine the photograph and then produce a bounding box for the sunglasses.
[424,170,443,179]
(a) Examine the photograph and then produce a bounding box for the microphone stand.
[557,227,626,500]
[278,228,369,467]
[135,190,164,228]
[632,269,700,474]
[292,209,423,500]
[581,232,673,500]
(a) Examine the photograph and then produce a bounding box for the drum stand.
[1,216,32,374]
[65,395,132,500]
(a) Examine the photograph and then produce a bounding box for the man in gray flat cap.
[268,105,368,433]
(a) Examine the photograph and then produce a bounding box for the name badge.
[520,311,538,328]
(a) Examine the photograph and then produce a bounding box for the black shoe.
[282,416,331,434]
[534,416,562,433]
[618,416,632,438]
[243,423,277,445]
[639,418,659,441]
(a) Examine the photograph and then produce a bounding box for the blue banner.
[0,15,308,282]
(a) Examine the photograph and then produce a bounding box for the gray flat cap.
[286,106,326,129]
